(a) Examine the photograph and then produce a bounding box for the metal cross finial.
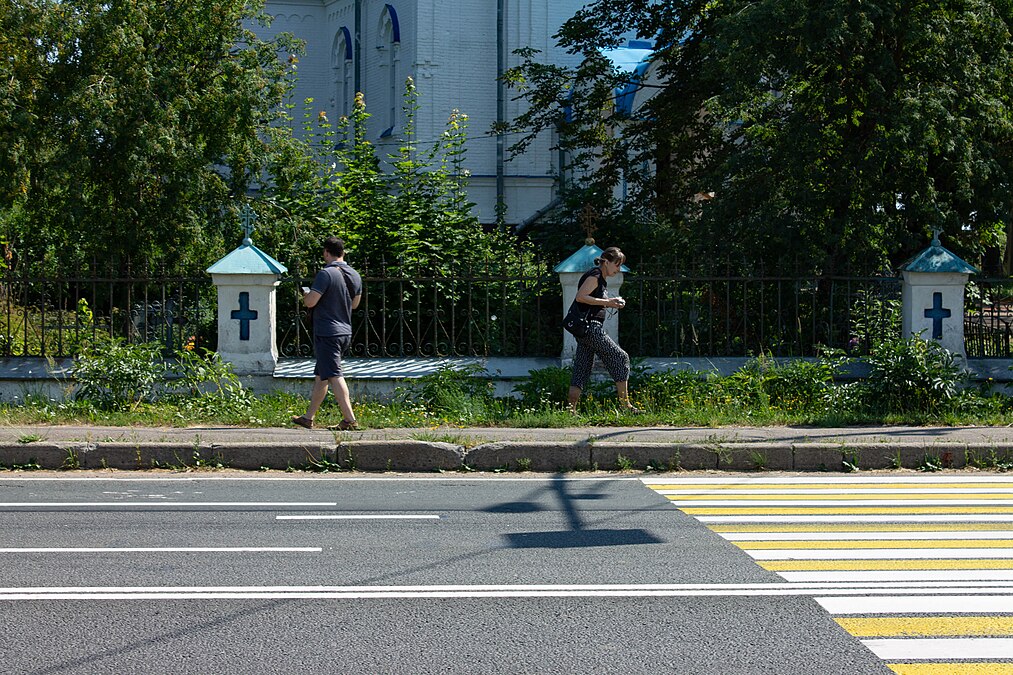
[932,228,942,246]
[581,204,597,245]
[239,204,257,244]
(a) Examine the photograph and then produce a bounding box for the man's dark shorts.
[314,335,352,379]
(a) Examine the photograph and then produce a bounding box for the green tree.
[0,0,302,271]
[260,78,517,275]
[505,0,1013,273]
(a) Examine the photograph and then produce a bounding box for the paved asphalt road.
[0,475,888,674]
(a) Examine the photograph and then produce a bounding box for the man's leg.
[328,375,356,424]
[305,377,330,420]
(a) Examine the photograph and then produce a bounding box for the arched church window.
[331,27,353,123]
[377,4,400,136]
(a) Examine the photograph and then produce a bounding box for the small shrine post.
[899,230,979,360]
[206,205,288,375]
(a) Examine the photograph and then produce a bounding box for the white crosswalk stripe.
[644,475,1013,673]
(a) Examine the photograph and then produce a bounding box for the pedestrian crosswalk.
[643,476,1013,674]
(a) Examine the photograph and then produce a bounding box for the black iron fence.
[965,278,1013,358]
[6,259,1013,359]
[0,261,216,358]
[276,261,561,358]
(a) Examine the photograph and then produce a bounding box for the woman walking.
[567,246,638,413]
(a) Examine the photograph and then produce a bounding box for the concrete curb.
[2,440,1013,473]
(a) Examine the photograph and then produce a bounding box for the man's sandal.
[291,415,314,429]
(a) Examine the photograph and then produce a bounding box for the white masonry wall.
[258,0,584,226]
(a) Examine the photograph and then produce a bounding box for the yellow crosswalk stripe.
[887,664,1013,674]
[710,523,1013,532]
[651,479,1013,670]
[737,539,1013,549]
[672,493,1013,501]
[680,506,1013,514]
[761,559,1013,571]
[650,483,1013,490]
[838,616,1013,637]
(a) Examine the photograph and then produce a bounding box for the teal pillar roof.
[553,243,631,273]
[898,234,979,275]
[206,240,288,275]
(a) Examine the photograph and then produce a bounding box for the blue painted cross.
[924,292,951,340]
[230,292,258,341]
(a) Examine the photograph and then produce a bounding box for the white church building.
[258,0,592,228]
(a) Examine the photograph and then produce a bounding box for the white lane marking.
[0,547,321,553]
[657,488,1013,495]
[748,548,1013,560]
[698,515,1013,523]
[722,531,1013,541]
[276,515,440,520]
[862,638,1013,660]
[780,570,1013,582]
[671,499,1013,506]
[2,583,1013,601]
[817,595,1013,614]
[0,502,338,507]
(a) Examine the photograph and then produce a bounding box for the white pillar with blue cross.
[206,205,288,375]
[899,231,978,359]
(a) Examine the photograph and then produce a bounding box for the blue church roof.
[898,235,978,275]
[554,244,631,273]
[603,41,656,116]
[206,241,288,275]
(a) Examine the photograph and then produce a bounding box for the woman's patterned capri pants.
[570,322,631,389]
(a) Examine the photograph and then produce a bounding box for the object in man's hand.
[301,287,310,294]
[615,297,626,308]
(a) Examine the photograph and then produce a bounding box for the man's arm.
[303,290,322,308]
[351,294,362,310]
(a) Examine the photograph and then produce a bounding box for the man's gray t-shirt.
[310,261,362,336]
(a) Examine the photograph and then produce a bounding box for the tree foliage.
[505,0,1013,273]
[0,0,301,271]
[258,78,520,278]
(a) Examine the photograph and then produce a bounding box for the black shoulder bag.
[563,301,592,338]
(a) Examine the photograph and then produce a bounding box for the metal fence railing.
[0,260,216,358]
[7,258,1012,359]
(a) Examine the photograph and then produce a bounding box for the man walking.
[291,236,362,430]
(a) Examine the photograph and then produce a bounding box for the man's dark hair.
[323,236,345,257]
